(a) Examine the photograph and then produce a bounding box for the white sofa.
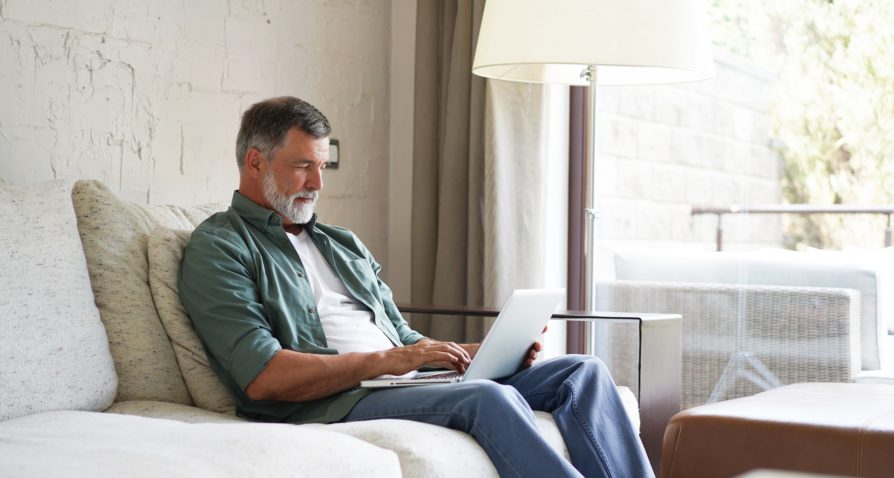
[0,180,639,477]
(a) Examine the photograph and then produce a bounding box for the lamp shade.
[472,0,714,85]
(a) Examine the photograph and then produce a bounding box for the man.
[180,96,653,478]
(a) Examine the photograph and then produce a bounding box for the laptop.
[360,288,565,388]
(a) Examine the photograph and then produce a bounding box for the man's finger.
[428,342,471,367]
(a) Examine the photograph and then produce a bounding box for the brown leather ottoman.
[660,383,894,478]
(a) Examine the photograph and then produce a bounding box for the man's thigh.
[497,355,608,396]
[342,379,530,427]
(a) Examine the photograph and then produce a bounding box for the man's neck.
[283,223,304,235]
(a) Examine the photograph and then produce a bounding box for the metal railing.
[691,205,894,251]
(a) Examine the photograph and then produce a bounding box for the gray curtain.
[411,0,487,343]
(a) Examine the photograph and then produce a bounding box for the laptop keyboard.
[411,371,462,380]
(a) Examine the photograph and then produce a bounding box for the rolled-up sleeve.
[179,230,282,392]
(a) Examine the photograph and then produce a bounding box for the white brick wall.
[595,48,782,275]
[0,0,391,262]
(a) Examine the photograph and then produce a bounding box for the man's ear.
[244,148,266,178]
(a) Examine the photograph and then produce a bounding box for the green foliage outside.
[708,0,894,249]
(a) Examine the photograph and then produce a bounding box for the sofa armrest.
[397,303,682,473]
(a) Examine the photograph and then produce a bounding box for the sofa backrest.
[614,247,891,371]
[0,180,117,421]
[71,180,225,404]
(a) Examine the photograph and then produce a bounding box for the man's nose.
[306,167,323,191]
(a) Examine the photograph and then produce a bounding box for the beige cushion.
[319,411,569,477]
[71,180,225,404]
[147,227,235,413]
[319,419,498,476]
[0,180,116,421]
[0,411,402,477]
[106,400,244,424]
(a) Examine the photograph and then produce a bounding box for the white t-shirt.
[286,230,395,354]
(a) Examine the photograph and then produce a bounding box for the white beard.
[262,170,318,224]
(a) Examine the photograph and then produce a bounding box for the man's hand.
[521,325,549,369]
[422,341,479,372]
[379,339,472,375]
[521,341,543,369]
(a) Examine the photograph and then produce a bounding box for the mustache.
[291,191,318,201]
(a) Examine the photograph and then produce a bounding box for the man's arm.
[245,340,471,401]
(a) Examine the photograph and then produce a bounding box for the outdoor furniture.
[594,280,860,409]
[613,247,892,370]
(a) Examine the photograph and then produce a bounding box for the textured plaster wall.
[595,48,781,265]
[0,0,391,262]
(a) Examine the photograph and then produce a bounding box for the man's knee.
[547,354,607,371]
[455,380,531,415]
[543,354,613,384]
[462,379,525,404]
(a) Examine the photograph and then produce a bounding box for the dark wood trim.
[567,85,588,353]
[397,303,646,321]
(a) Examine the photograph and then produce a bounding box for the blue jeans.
[342,355,653,478]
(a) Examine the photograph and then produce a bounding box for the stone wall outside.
[593,49,782,277]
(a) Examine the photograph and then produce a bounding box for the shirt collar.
[230,191,319,234]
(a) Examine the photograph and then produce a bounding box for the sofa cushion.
[71,180,226,405]
[0,410,402,477]
[106,400,245,424]
[0,180,117,421]
[318,411,569,477]
[319,419,498,476]
[147,227,235,413]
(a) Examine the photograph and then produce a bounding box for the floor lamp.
[472,0,714,320]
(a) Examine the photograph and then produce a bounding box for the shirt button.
[297,271,304,278]
[306,305,315,314]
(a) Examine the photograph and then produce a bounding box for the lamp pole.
[583,65,599,314]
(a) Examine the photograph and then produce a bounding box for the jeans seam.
[522,386,559,401]
[347,408,454,421]
[566,380,615,478]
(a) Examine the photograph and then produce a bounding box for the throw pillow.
[0,180,117,420]
[147,226,236,413]
[71,180,226,404]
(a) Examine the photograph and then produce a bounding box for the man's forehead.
[282,129,328,147]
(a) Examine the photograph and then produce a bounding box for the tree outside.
[708,0,894,249]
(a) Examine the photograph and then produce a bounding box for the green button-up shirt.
[179,191,425,423]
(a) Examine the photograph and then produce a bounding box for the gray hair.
[235,96,331,168]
